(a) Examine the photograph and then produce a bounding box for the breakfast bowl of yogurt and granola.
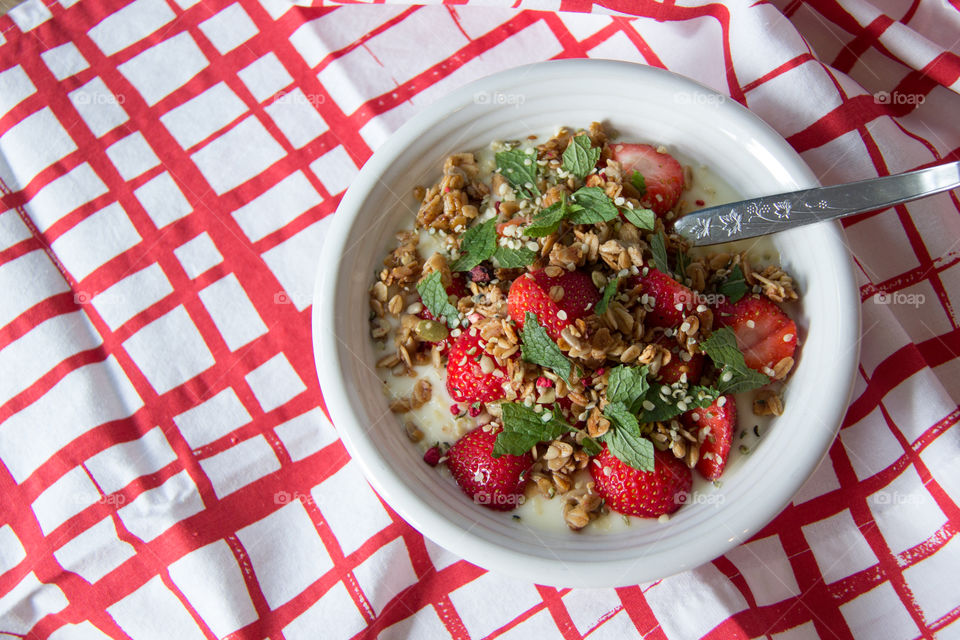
[313,60,859,587]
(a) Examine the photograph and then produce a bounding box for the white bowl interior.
[313,60,860,587]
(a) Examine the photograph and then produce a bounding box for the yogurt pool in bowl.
[313,59,859,587]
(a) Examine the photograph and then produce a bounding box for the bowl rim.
[312,59,861,587]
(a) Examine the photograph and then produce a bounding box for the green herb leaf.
[568,187,619,224]
[629,170,647,195]
[718,264,747,304]
[496,148,540,198]
[650,231,670,274]
[595,278,618,316]
[606,365,650,413]
[622,207,656,231]
[519,312,571,381]
[561,134,601,180]
[603,402,654,471]
[699,327,771,394]
[524,200,568,238]
[676,251,691,282]
[492,245,536,268]
[416,270,460,329]
[581,436,602,456]
[637,384,718,422]
[451,218,497,271]
[494,402,573,457]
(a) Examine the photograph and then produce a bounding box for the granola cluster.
[369,123,798,531]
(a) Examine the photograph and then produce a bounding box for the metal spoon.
[673,161,960,246]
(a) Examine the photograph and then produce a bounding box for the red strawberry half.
[445,330,508,404]
[632,268,696,329]
[507,269,599,340]
[714,295,797,373]
[590,447,692,518]
[653,335,704,385]
[682,395,736,480]
[446,427,532,511]
[610,143,684,216]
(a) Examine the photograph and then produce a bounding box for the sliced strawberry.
[446,427,532,511]
[714,295,797,373]
[590,446,692,518]
[610,143,684,216]
[445,330,508,404]
[682,395,736,480]
[507,269,599,340]
[631,268,696,328]
[653,335,704,384]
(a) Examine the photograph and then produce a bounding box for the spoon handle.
[673,161,960,246]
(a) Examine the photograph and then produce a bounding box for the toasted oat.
[754,389,784,416]
[753,265,799,302]
[562,487,604,531]
[772,356,795,380]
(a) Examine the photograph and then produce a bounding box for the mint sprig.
[636,384,718,422]
[606,364,649,413]
[524,203,567,238]
[568,187,619,224]
[492,246,536,268]
[629,170,646,195]
[595,278,618,315]
[650,231,670,274]
[494,402,573,457]
[718,264,747,304]
[699,327,770,393]
[602,401,654,471]
[561,134,601,180]
[451,218,497,271]
[416,270,460,329]
[519,312,571,381]
[496,148,540,198]
[622,207,656,231]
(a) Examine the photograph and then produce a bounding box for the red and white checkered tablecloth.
[0,0,958,637]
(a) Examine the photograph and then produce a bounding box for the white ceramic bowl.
[313,59,860,587]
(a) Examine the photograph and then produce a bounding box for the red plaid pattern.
[0,0,958,637]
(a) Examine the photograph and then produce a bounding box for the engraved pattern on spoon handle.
[675,161,960,245]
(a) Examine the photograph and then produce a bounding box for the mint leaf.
[496,148,540,198]
[520,312,571,381]
[494,402,573,457]
[718,264,747,304]
[451,218,497,271]
[603,402,654,471]
[561,134,601,180]
[568,187,619,224]
[416,270,460,329]
[606,365,649,412]
[595,278,618,315]
[676,251,691,282]
[629,170,646,195]
[622,207,656,231]
[524,200,568,237]
[650,231,670,274]
[581,436,602,456]
[492,245,536,268]
[637,384,717,422]
[700,327,770,393]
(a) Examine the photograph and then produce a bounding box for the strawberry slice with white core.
[714,295,797,374]
[610,143,685,216]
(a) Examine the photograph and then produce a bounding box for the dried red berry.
[423,446,441,467]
